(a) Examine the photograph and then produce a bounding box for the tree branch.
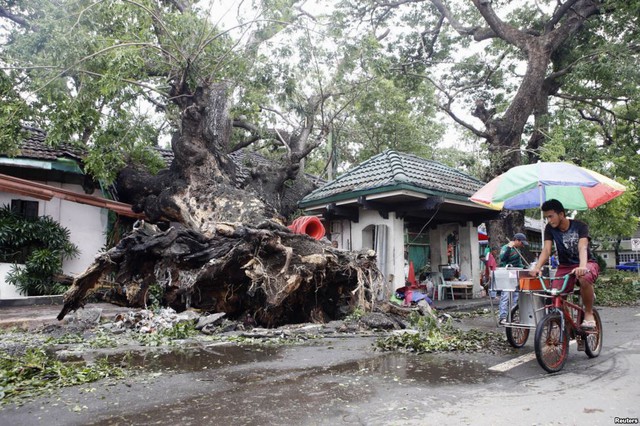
[469,0,529,48]
[545,0,601,51]
[548,48,620,82]
[412,73,487,137]
[230,119,293,153]
[555,93,631,111]
[0,6,31,29]
[160,0,190,13]
[419,15,445,60]
[545,0,579,33]
[577,109,614,146]
[430,0,483,37]
[229,135,261,152]
[260,106,299,130]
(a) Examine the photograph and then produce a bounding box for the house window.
[11,199,39,219]
[620,254,636,263]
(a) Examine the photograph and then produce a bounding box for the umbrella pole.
[538,182,547,269]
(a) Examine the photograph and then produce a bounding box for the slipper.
[581,320,596,330]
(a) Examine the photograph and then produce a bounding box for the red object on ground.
[403,261,418,306]
[407,261,417,287]
[288,216,326,240]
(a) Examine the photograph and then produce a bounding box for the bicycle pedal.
[576,336,585,351]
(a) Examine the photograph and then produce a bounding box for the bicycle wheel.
[506,305,529,348]
[534,312,568,373]
[584,308,603,358]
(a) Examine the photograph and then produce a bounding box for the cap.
[513,233,529,246]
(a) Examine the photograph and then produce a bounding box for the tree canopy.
[0,0,446,184]
[1,0,638,233]
[331,0,639,238]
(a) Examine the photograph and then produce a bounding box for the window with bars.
[11,199,39,219]
[619,253,638,263]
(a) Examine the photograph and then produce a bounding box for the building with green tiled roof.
[300,150,499,295]
[300,150,484,206]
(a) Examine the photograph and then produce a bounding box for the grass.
[596,271,640,306]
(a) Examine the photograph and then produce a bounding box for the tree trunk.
[475,42,553,241]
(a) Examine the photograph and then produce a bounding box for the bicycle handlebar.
[536,273,571,294]
[536,270,590,294]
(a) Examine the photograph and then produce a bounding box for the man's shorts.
[554,261,600,292]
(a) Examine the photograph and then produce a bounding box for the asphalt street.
[1,304,639,426]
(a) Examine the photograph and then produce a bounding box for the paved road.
[1,305,639,426]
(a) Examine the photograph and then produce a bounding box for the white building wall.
[0,181,109,280]
[58,199,109,276]
[429,222,481,295]
[326,212,485,298]
[0,263,25,298]
[348,209,405,291]
[428,226,447,271]
[388,212,405,290]
[459,221,481,295]
[598,250,616,268]
[329,220,351,250]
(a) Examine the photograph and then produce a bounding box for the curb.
[434,299,493,312]
[0,295,63,307]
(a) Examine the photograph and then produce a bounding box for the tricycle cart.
[492,267,548,348]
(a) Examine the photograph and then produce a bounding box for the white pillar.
[429,227,444,270]
[459,221,480,297]
[389,212,406,290]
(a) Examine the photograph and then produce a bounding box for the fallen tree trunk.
[58,221,385,327]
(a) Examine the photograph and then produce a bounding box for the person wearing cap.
[497,232,529,325]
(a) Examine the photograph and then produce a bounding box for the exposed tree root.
[58,222,384,327]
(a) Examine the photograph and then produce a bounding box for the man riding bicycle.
[529,199,600,329]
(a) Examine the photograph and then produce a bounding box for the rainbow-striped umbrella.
[470,162,626,211]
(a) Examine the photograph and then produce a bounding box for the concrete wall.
[0,263,26,299]
[0,181,109,279]
[333,210,406,292]
[329,220,349,250]
[597,250,616,268]
[348,210,405,291]
[459,221,481,295]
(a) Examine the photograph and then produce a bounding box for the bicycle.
[533,272,603,373]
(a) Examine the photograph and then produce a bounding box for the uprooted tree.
[0,1,388,325]
[57,82,384,326]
